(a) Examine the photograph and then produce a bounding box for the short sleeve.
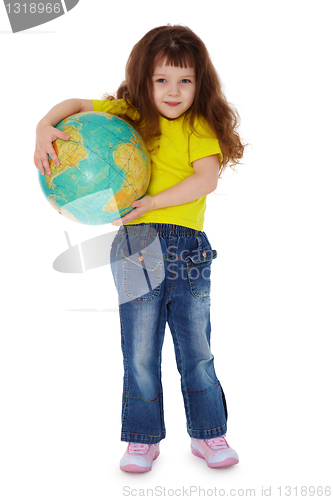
[189,117,222,165]
[92,99,139,120]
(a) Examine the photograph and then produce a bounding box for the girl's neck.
[158,109,192,122]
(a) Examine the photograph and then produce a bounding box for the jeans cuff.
[187,423,227,440]
[121,430,166,444]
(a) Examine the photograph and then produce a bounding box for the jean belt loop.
[124,225,132,255]
[195,231,202,251]
[143,223,150,240]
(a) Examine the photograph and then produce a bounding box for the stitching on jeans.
[122,430,166,438]
[119,309,129,431]
[122,259,162,301]
[123,392,163,404]
[168,305,191,426]
[182,382,221,395]
[121,224,199,237]
[167,235,177,302]
[190,423,227,433]
[187,261,212,299]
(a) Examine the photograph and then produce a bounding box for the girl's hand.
[112,195,156,226]
[34,122,70,176]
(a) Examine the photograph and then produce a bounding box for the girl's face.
[152,59,196,120]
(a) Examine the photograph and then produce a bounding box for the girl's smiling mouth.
[164,102,181,107]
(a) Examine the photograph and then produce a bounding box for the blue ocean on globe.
[38,111,151,225]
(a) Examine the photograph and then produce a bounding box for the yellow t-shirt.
[92,99,222,231]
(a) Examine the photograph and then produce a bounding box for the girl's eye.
[181,79,191,83]
[157,79,166,83]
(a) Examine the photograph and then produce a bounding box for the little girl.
[35,25,245,473]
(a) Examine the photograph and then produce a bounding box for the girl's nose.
[168,85,180,96]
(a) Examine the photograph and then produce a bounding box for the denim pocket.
[186,248,217,298]
[121,248,163,302]
[111,228,164,303]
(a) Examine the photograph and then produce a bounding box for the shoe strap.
[129,443,150,454]
[206,437,228,449]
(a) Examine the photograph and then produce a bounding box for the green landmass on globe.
[38,111,151,225]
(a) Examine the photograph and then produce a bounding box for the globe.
[38,111,151,225]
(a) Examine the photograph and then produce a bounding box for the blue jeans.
[110,223,228,444]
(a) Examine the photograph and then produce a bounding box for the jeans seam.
[123,392,163,404]
[122,430,166,439]
[189,423,227,434]
[119,309,129,434]
[187,261,212,299]
[196,234,202,252]
[168,307,192,429]
[182,381,221,395]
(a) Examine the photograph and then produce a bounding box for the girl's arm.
[112,154,220,226]
[34,98,93,175]
[153,154,219,209]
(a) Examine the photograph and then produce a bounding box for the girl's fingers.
[35,148,60,176]
[35,152,45,175]
[41,154,49,175]
[111,217,123,226]
[112,206,145,226]
[47,148,61,168]
[35,126,67,175]
[112,212,134,225]
[58,132,70,141]
[41,151,52,174]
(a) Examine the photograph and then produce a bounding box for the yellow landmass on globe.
[104,142,150,212]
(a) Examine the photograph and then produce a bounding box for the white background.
[1,0,332,498]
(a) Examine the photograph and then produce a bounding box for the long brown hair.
[103,25,246,175]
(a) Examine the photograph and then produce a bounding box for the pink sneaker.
[120,442,160,472]
[191,436,239,468]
